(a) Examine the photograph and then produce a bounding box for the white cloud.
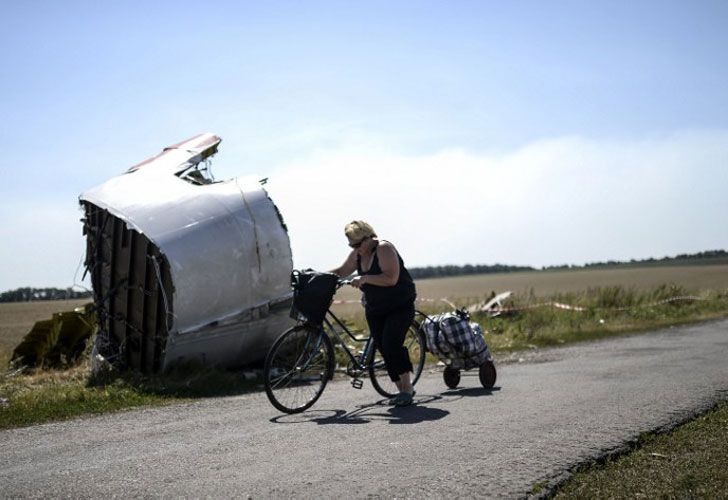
[265,130,728,271]
[2,130,726,291]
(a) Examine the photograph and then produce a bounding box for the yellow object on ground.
[10,303,96,369]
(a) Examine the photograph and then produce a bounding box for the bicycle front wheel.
[264,324,334,413]
[369,320,426,398]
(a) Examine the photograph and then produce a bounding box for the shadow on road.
[271,395,449,425]
[270,386,501,425]
[442,386,501,398]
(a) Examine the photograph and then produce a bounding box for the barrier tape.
[332,295,708,314]
[467,295,708,314]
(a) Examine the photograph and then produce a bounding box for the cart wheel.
[479,360,497,389]
[443,366,461,389]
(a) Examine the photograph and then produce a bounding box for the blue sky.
[1,1,727,290]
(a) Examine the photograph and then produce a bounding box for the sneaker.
[393,390,415,407]
[387,389,416,405]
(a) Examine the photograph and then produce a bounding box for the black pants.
[366,303,415,382]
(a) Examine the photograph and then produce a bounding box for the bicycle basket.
[290,269,339,324]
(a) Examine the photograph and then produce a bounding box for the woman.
[331,220,418,406]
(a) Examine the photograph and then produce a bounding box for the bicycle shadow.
[270,395,449,425]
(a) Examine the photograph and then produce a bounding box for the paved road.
[2,320,727,498]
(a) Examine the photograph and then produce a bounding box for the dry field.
[331,264,728,317]
[2,264,727,361]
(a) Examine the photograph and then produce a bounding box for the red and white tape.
[332,295,708,314]
[467,295,708,314]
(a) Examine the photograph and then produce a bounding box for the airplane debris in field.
[10,303,95,370]
[79,133,294,373]
[466,291,513,316]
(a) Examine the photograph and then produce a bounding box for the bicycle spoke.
[264,325,333,413]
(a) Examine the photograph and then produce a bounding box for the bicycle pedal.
[351,378,364,389]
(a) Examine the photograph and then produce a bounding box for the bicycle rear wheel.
[369,321,426,398]
[264,324,334,413]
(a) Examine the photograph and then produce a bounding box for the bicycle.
[264,278,428,414]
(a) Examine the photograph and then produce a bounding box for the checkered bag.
[423,310,492,370]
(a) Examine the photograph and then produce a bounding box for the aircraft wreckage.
[79,133,294,373]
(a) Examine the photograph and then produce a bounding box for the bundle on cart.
[422,309,497,389]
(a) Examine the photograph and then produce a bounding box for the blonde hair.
[344,220,377,242]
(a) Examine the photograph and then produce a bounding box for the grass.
[2,282,728,430]
[0,365,169,428]
[340,283,728,355]
[0,361,264,429]
[550,400,728,498]
[470,284,728,353]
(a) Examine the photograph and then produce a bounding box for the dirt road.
[2,320,727,498]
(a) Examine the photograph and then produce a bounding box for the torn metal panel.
[11,303,96,369]
[79,133,294,373]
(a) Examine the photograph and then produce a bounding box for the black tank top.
[357,242,417,314]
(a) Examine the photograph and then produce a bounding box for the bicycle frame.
[319,307,430,372]
[320,309,376,372]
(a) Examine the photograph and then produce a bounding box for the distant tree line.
[0,287,92,303]
[409,264,535,280]
[411,249,728,279]
[542,249,728,271]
